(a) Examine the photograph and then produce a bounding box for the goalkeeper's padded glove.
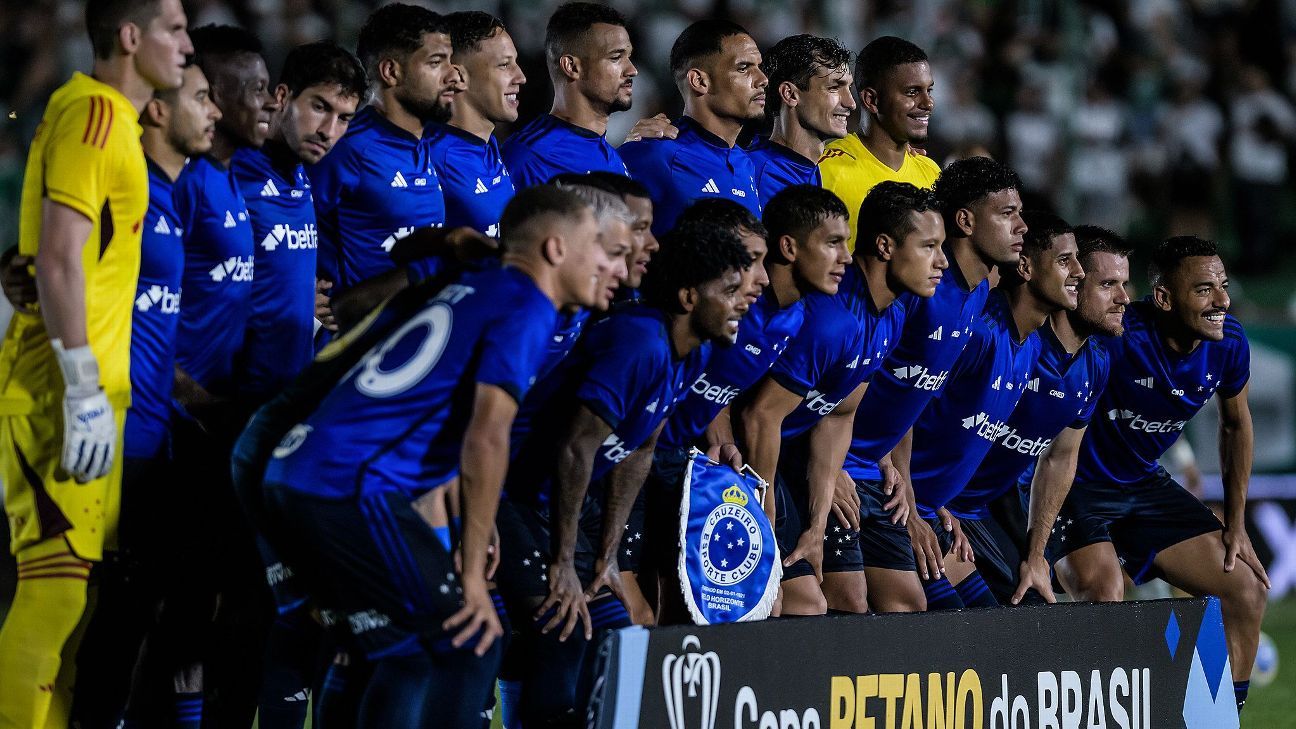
[53,339,115,483]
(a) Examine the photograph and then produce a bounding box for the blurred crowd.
[4,0,1296,307]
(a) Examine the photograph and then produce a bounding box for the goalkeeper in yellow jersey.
[0,0,190,726]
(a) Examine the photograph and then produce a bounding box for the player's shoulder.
[908,150,941,177]
[819,134,864,165]
[502,113,559,152]
[588,305,670,354]
[1221,312,1247,345]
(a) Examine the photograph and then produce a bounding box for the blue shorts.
[262,485,463,661]
[828,478,915,573]
[1048,469,1222,584]
[493,496,600,602]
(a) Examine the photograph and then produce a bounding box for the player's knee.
[1221,573,1268,623]
[780,580,827,615]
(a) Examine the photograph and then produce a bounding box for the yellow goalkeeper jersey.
[818,132,941,252]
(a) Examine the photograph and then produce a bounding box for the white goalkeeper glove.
[53,339,115,483]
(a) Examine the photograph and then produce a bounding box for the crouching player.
[252,186,614,727]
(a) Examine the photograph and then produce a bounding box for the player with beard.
[820,36,939,252]
[944,227,1129,607]
[620,19,767,235]
[311,4,460,296]
[748,35,854,200]
[426,12,522,237]
[502,2,636,187]
[904,212,1081,611]
[1043,236,1269,714]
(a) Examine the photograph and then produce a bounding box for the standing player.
[905,212,1080,610]
[427,11,521,237]
[1044,236,1269,713]
[0,0,190,725]
[748,35,854,200]
[838,156,1023,613]
[819,36,939,251]
[312,4,458,295]
[619,19,767,235]
[501,2,635,187]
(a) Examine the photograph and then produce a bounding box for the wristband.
[51,339,100,395]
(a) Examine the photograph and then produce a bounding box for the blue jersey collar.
[676,116,735,150]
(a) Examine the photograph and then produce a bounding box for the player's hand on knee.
[53,340,115,483]
[444,580,504,657]
[784,529,825,582]
[1,251,37,313]
[941,509,973,563]
[583,557,622,605]
[538,561,591,641]
[1222,527,1271,589]
[1013,555,1056,604]
[907,518,943,581]
[624,113,679,143]
[831,470,861,532]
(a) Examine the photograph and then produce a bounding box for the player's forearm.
[599,435,657,564]
[1218,416,1254,530]
[890,428,914,485]
[554,437,599,565]
[459,426,510,586]
[1025,448,1078,558]
[332,269,408,332]
[704,406,737,451]
[742,412,783,520]
[806,413,852,531]
[34,236,88,348]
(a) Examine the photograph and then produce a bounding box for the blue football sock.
[953,573,998,608]
[498,679,524,729]
[1235,680,1249,713]
[174,691,203,729]
[257,610,320,729]
[923,577,965,611]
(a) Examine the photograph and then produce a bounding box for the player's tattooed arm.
[795,381,867,579]
[445,383,517,655]
[1013,425,1086,604]
[1216,383,1271,588]
[703,405,744,470]
[739,377,804,523]
[589,422,662,608]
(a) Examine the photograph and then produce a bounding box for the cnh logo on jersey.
[209,256,254,283]
[260,223,318,252]
[134,284,181,314]
[690,372,741,407]
[891,364,949,391]
[1106,409,1188,434]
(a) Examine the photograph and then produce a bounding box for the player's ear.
[779,80,799,109]
[778,234,797,263]
[1152,282,1173,311]
[954,207,975,238]
[685,67,708,96]
[143,97,169,128]
[377,57,401,89]
[677,285,699,314]
[272,83,290,108]
[118,21,141,54]
[1015,251,1032,281]
[558,54,580,81]
[858,86,880,115]
[874,233,894,262]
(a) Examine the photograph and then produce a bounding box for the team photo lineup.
[0,0,1277,726]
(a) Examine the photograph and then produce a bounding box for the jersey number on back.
[355,302,453,398]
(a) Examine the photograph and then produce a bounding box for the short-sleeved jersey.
[844,257,990,480]
[501,113,629,189]
[425,123,514,237]
[772,263,905,439]
[124,160,185,459]
[908,290,1043,516]
[619,117,761,236]
[818,133,940,251]
[1075,300,1250,485]
[746,136,821,202]
[308,106,445,292]
[264,266,558,501]
[950,324,1108,518]
[659,292,804,449]
[174,154,254,396]
[0,73,147,412]
[232,145,319,400]
[506,306,709,504]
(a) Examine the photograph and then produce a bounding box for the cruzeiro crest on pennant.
[697,483,762,586]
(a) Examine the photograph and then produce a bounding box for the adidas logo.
[928,326,943,340]
[646,398,659,413]
[134,284,181,314]
[209,256,254,283]
[846,354,860,369]
[701,178,720,194]
[474,178,489,194]
[1026,378,1040,392]
[991,376,1002,390]
[391,171,409,188]
[260,179,280,197]
[1135,377,1154,388]
[223,210,237,228]
[380,226,416,252]
[260,223,318,252]
[284,690,309,703]
[154,217,171,235]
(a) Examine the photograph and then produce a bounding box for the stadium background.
[0,0,1294,723]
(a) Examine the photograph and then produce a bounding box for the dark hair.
[190,24,263,79]
[547,171,620,195]
[279,41,367,100]
[447,11,505,56]
[642,220,752,312]
[932,156,1021,237]
[763,185,849,264]
[854,35,927,92]
[669,18,750,79]
[762,34,852,120]
[1021,210,1072,256]
[677,198,768,240]
[585,171,650,200]
[545,2,627,66]
[357,4,448,81]
[1149,235,1218,287]
[499,184,590,252]
[1073,225,1133,270]
[856,181,937,256]
[86,0,161,59]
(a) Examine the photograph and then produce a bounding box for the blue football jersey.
[619,117,762,236]
[746,136,821,202]
[1074,299,1249,485]
[264,266,558,500]
[772,263,904,439]
[125,160,185,459]
[232,145,319,400]
[844,257,991,480]
[173,154,254,396]
[425,123,514,237]
[309,106,445,292]
[500,113,629,190]
[506,306,709,504]
[659,292,805,449]
[950,324,1108,518]
[908,290,1043,517]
